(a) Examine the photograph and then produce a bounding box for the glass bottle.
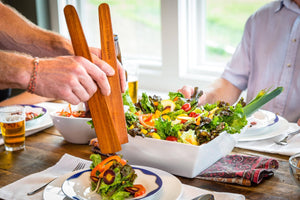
[114,34,128,82]
[114,34,123,64]
[114,34,138,103]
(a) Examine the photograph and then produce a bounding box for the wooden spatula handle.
[64,5,121,153]
[99,3,128,144]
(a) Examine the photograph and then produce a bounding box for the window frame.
[47,0,223,93]
[178,0,224,80]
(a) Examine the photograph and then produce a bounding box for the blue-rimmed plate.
[22,104,47,127]
[61,166,163,200]
[239,110,289,142]
[246,110,279,133]
[238,114,289,141]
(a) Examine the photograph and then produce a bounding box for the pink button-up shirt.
[222,0,300,122]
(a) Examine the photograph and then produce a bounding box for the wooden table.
[0,126,299,200]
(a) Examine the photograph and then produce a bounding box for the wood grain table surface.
[0,126,299,200]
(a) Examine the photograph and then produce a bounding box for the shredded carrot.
[68,104,72,114]
[57,104,87,118]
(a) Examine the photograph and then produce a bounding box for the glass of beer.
[0,105,26,151]
[124,60,139,103]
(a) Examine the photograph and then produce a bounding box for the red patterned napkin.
[196,154,279,186]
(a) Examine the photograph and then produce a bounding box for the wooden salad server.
[64,5,127,154]
[98,3,128,145]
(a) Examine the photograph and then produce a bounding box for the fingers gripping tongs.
[64,4,128,154]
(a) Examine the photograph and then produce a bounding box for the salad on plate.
[89,154,146,200]
[22,104,47,127]
[22,105,46,121]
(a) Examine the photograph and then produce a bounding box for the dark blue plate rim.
[20,104,47,121]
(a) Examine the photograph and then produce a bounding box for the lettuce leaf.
[125,112,138,127]
[179,129,198,145]
[168,91,184,100]
[140,93,155,113]
[155,117,182,139]
[90,154,102,169]
[222,103,247,134]
[122,89,136,113]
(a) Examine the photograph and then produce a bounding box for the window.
[51,0,161,61]
[48,0,271,93]
[179,0,272,82]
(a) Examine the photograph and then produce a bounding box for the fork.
[275,129,300,146]
[192,194,215,200]
[27,162,86,195]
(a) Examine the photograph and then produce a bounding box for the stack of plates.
[238,110,289,142]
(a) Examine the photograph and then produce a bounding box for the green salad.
[123,90,248,146]
[89,154,146,200]
[86,87,282,146]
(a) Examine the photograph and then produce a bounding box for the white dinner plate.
[134,165,183,200]
[25,112,53,136]
[238,114,289,142]
[44,165,182,200]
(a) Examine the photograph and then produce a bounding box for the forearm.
[0,50,32,90]
[0,3,73,57]
[203,78,242,105]
[0,92,53,106]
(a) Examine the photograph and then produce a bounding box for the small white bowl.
[50,112,96,144]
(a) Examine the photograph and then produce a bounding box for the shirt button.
[287,64,291,67]
[292,38,297,42]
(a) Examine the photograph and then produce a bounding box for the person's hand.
[178,85,194,99]
[89,47,126,93]
[178,85,207,105]
[34,56,114,105]
[297,118,300,126]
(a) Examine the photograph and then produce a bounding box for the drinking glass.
[124,60,139,103]
[0,105,26,151]
[289,152,300,188]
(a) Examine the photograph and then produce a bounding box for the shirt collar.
[274,0,284,12]
[276,0,300,14]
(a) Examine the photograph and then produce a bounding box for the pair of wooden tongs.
[64,4,128,154]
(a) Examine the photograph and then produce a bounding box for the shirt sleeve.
[221,15,253,91]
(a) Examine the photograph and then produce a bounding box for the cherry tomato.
[181,103,191,112]
[125,184,146,197]
[180,119,188,124]
[189,112,200,118]
[133,184,146,197]
[166,136,178,142]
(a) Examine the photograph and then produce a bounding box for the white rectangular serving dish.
[119,131,239,178]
